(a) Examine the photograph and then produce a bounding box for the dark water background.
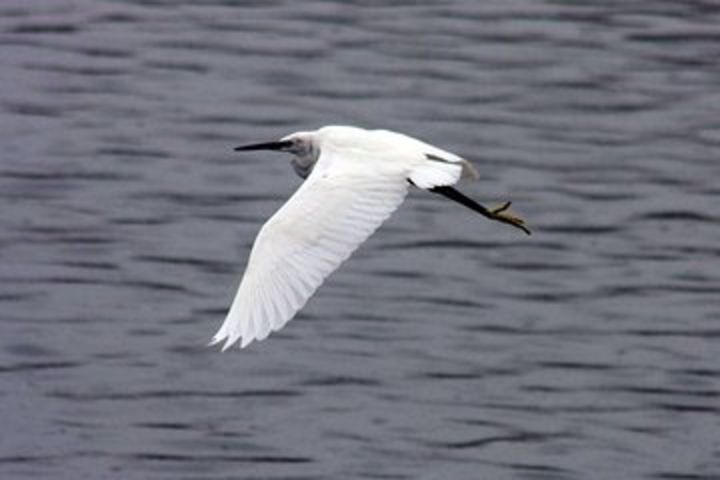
[2,1,720,479]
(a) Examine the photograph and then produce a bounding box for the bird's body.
[211,126,528,350]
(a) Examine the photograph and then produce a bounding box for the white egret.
[211,126,529,350]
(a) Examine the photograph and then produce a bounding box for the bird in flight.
[211,126,529,350]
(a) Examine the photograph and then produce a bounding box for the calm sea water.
[2,1,720,479]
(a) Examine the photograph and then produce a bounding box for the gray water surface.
[2,1,720,479]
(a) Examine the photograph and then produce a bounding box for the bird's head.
[234,131,320,178]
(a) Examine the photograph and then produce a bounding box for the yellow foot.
[489,201,531,235]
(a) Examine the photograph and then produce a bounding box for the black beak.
[234,140,293,152]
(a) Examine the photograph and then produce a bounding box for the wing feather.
[212,151,409,350]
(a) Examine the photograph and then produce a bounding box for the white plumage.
[210,126,526,350]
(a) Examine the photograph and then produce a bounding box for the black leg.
[429,186,531,235]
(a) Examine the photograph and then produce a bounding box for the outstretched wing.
[211,150,409,350]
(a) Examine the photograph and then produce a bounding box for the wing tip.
[462,159,479,181]
[208,332,253,351]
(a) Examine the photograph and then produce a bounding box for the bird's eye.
[292,139,307,152]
